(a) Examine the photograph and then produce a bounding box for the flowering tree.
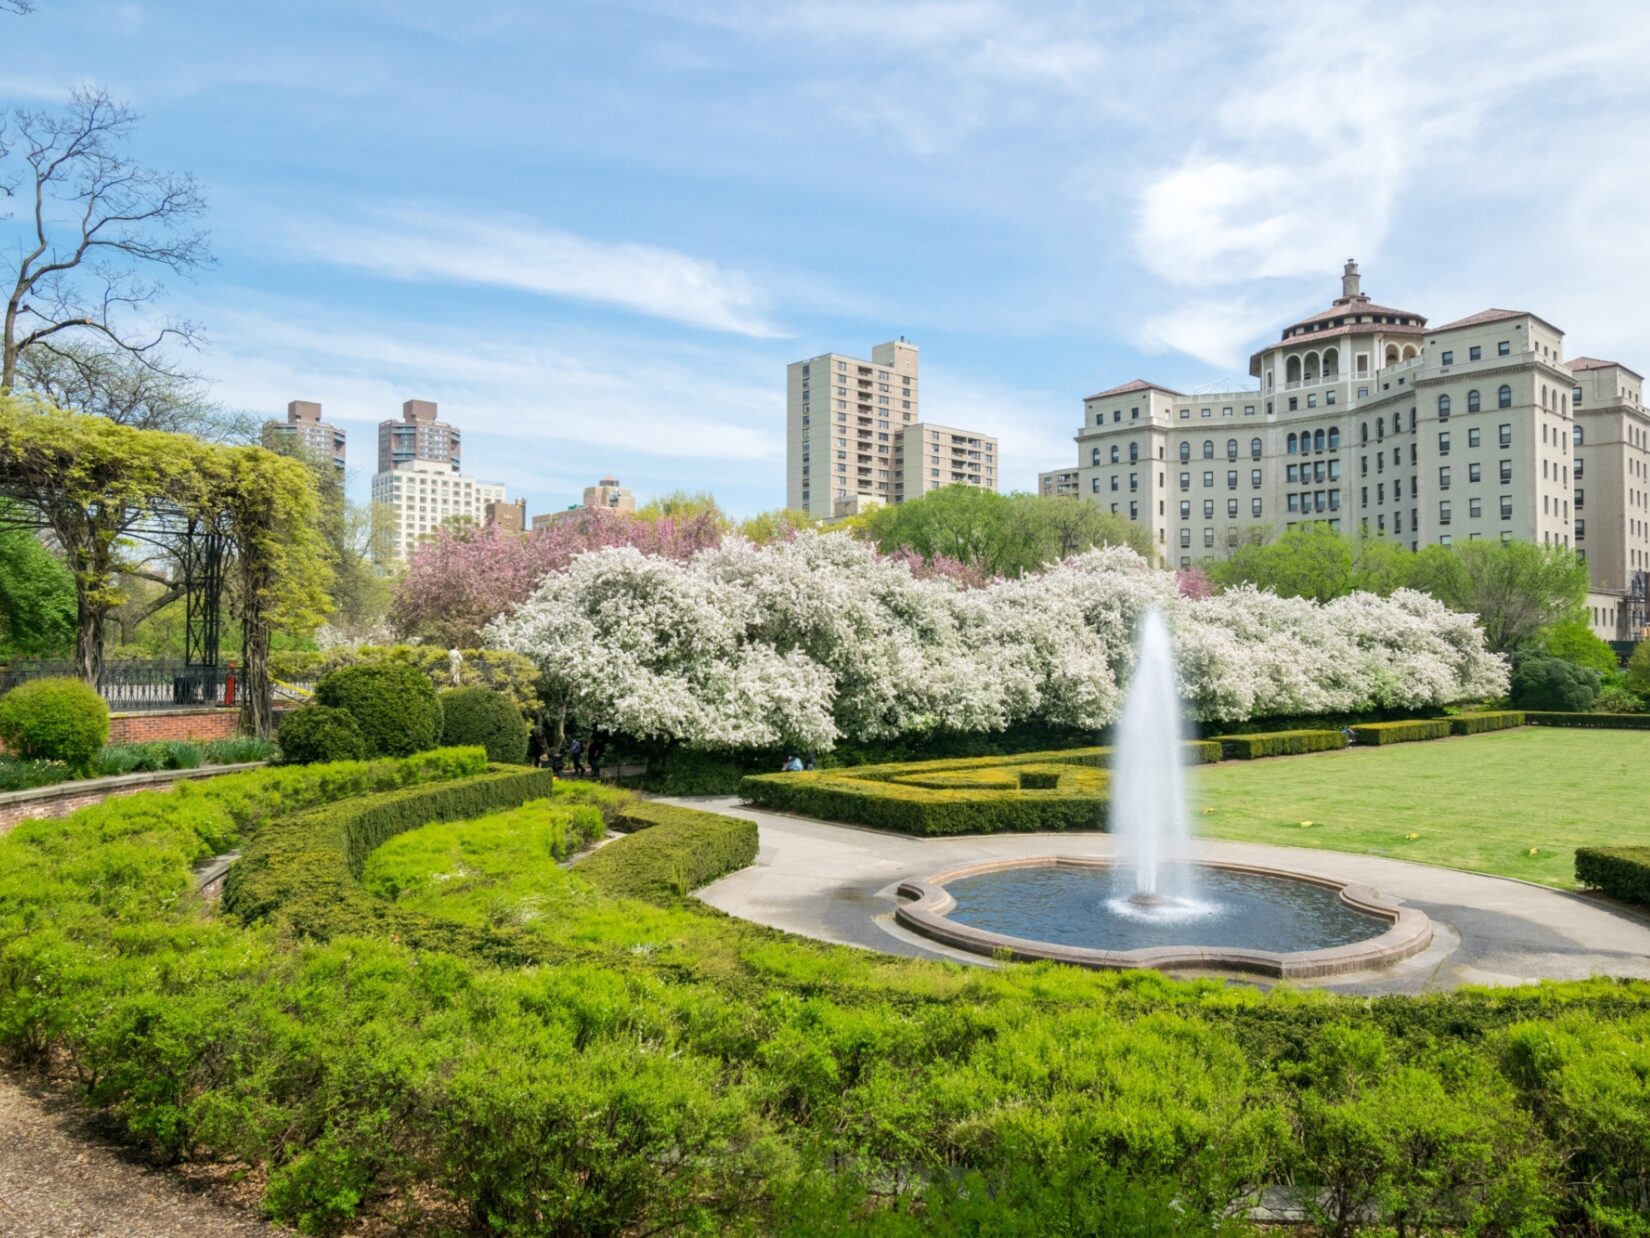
[487,534,1508,751]
[389,509,722,647]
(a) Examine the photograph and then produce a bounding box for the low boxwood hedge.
[1449,711,1526,735]
[1575,846,1650,906]
[1524,711,1650,730]
[576,800,759,901]
[1350,719,1453,746]
[1219,729,1348,759]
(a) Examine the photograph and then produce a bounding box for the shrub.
[0,755,71,792]
[1350,719,1451,746]
[315,662,441,757]
[1511,655,1599,712]
[437,686,528,765]
[1448,711,1526,735]
[0,676,109,773]
[1627,640,1650,697]
[577,800,758,901]
[1523,711,1650,730]
[1533,619,1620,676]
[1575,846,1650,906]
[1594,686,1645,714]
[278,705,366,765]
[1219,730,1348,759]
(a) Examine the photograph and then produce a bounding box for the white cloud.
[1131,296,1278,371]
[917,364,1077,490]
[282,209,783,338]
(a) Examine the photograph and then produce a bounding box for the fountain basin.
[895,857,1432,979]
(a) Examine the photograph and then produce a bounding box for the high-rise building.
[485,497,527,533]
[371,458,505,564]
[264,400,345,471]
[530,476,637,531]
[1067,262,1650,640]
[786,339,1002,519]
[1038,468,1081,498]
[378,399,460,474]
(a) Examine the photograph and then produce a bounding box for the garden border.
[0,762,267,832]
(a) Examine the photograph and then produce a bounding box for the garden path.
[678,797,1650,995]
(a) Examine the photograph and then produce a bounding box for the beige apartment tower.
[787,338,998,518]
[1039,468,1081,498]
[1067,262,1649,639]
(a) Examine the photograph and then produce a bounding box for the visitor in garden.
[587,733,606,780]
[567,735,584,775]
[803,753,817,771]
[783,754,804,771]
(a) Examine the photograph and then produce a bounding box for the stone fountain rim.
[894,855,1433,980]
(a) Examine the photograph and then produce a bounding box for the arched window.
[1385,345,1399,366]
[1287,432,1298,455]
[1202,440,1214,459]
[1091,447,1100,466]
[1226,438,1238,460]
[1313,428,1326,452]
[1250,437,1262,460]
[1499,385,1512,409]
[1129,443,1139,463]
[1541,384,1548,409]
[1574,425,1585,446]
[1467,389,1481,413]
[1286,355,1302,384]
[1327,427,1340,451]
[1178,441,1190,462]
[1110,445,1120,463]
[1438,394,1451,418]
[1360,422,1369,444]
[1322,346,1340,378]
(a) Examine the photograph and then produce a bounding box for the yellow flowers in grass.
[1404,832,1421,841]
[1299,820,1314,828]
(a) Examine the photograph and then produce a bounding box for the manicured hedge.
[1524,711,1650,730]
[1219,729,1348,759]
[0,676,109,773]
[1449,711,1526,736]
[437,686,529,765]
[315,661,442,757]
[277,704,366,765]
[1575,846,1650,906]
[1350,719,1453,746]
[577,799,759,901]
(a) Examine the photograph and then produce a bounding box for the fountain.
[893,609,1434,979]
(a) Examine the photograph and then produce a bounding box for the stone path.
[680,797,1650,994]
[0,1070,279,1238]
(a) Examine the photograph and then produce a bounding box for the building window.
[1202,440,1214,459]
[1439,466,1452,490]
[1499,424,1512,448]
[1468,346,1481,361]
[1110,476,1119,491]
[1498,341,1510,356]
[1288,397,1299,411]
[1438,394,1451,419]
[1226,439,1238,460]
[1092,447,1101,466]
[1499,460,1512,484]
[1251,468,1263,488]
[1203,471,1214,488]
[1438,431,1451,455]
[1575,518,1586,539]
[1250,437,1262,459]
[1227,470,1238,490]
[1129,501,1139,518]
[1178,442,1190,462]
[1466,389,1481,413]
[1179,472,1190,491]
[1287,494,1299,512]
[1179,500,1190,518]
[1574,487,1584,510]
[1500,495,1513,519]
[1180,528,1191,547]
[1244,405,1255,416]
[1573,424,1584,446]
[1227,498,1238,517]
[1203,499,1214,517]
[1498,385,1512,409]
[1574,458,1583,479]
[1203,527,1215,546]
[1439,501,1452,525]
[1441,350,1454,365]
[1468,462,1481,483]
[1129,472,1138,492]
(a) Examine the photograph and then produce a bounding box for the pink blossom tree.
[389,509,722,647]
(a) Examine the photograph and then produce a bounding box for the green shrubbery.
[577,799,759,901]
[1350,719,1453,746]
[315,662,442,757]
[0,736,276,791]
[1575,846,1650,906]
[1524,711,1650,730]
[1511,654,1600,712]
[437,686,528,765]
[1218,729,1348,759]
[0,676,108,773]
[1447,710,1526,735]
[277,705,366,765]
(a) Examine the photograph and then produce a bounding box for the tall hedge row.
[1575,846,1650,907]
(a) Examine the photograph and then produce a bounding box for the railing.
[0,660,237,711]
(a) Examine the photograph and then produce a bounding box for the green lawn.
[1191,727,1650,888]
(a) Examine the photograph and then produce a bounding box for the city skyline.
[7,3,1650,518]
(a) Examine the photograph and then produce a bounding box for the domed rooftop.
[1277,261,1427,340]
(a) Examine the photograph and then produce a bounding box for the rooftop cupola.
[1339,259,1363,303]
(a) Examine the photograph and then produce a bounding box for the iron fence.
[0,660,236,712]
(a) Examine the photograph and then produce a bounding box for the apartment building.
[786,339,1000,519]
[485,497,527,534]
[371,459,505,563]
[1068,262,1650,639]
[378,399,461,474]
[530,476,636,531]
[264,400,345,471]
[1039,468,1081,498]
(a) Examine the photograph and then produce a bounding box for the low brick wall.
[0,762,266,833]
[108,708,243,745]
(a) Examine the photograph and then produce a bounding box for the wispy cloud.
[282,209,784,338]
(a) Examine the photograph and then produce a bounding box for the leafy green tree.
[1208,524,1358,602]
[0,511,74,658]
[1533,619,1619,676]
[1419,540,1588,654]
[1627,640,1650,697]
[635,489,728,528]
[1510,655,1599,711]
[738,508,823,544]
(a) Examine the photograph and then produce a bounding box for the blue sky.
[7,1,1650,517]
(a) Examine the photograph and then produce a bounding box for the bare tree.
[1,87,211,392]
[17,340,257,441]
[2,1,37,16]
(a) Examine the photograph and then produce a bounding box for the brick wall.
[107,708,243,745]
[0,761,266,833]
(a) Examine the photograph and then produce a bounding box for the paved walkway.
[0,1070,279,1238]
[679,798,1650,994]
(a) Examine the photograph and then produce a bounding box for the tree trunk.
[73,585,105,684]
[240,604,272,739]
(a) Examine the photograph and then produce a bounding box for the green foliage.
[0,676,109,772]
[638,746,777,795]
[1575,846,1650,906]
[1511,654,1600,712]
[1627,640,1650,696]
[857,484,1152,576]
[576,800,759,902]
[1447,711,1525,736]
[273,644,541,718]
[1523,710,1650,729]
[1533,618,1620,674]
[1596,685,1645,713]
[1349,719,1451,746]
[0,736,275,790]
[437,686,528,764]
[1218,729,1348,759]
[278,705,366,765]
[0,755,71,792]
[315,661,442,757]
[0,515,75,659]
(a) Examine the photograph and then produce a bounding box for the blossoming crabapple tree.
[487,533,1508,752]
